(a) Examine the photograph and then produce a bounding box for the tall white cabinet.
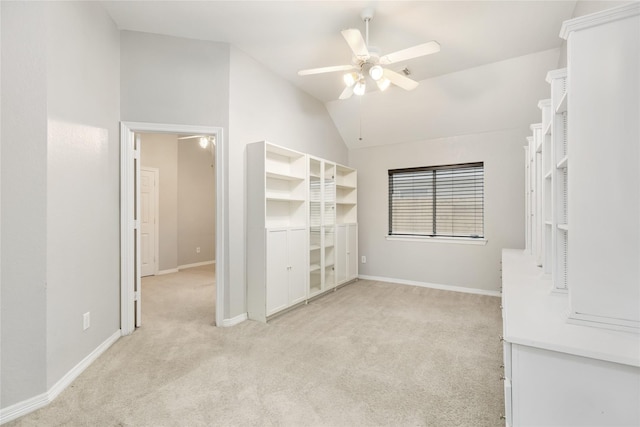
[247,142,308,322]
[503,4,640,426]
[247,141,358,322]
[562,3,640,332]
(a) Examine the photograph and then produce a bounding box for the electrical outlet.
[196,247,201,253]
[361,256,367,264]
[83,312,90,331]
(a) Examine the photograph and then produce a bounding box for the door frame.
[140,166,159,277]
[120,121,225,334]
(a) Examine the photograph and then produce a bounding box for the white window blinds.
[388,162,484,238]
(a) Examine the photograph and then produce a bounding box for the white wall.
[177,139,216,266]
[350,128,527,292]
[120,30,231,316]
[121,34,347,319]
[345,46,561,293]
[141,133,179,271]
[227,46,348,317]
[1,1,48,407]
[1,0,120,410]
[44,1,121,389]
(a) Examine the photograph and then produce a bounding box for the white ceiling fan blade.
[380,41,440,65]
[298,64,355,76]
[383,69,419,91]
[341,28,370,59]
[339,85,354,100]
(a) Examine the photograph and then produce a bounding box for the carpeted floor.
[8,266,504,426]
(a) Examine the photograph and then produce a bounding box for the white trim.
[222,312,248,327]
[120,122,226,334]
[358,274,501,297]
[178,260,216,270]
[567,311,640,334]
[0,330,120,425]
[545,68,567,84]
[385,235,487,246]
[47,330,121,401]
[560,2,639,40]
[0,393,49,425]
[157,268,180,276]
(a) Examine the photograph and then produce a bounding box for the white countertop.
[502,248,640,367]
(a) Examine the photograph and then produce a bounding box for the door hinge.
[134,290,140,301]
[133,149,140,160]
[133,219,140,229]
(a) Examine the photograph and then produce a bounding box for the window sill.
[385,235,488,246]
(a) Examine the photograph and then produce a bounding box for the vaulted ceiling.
[102,1,584,148]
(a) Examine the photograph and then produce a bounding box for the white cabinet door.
[347,224,358,280]
[335,225,347,284]
[288,228,307,305]
[266,229,289,316]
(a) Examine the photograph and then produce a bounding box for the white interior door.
[140,167,158,277]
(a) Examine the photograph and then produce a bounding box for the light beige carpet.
[9,266,504,426]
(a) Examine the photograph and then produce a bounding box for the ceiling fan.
[298,8,440,100]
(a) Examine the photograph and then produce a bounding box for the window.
[388,162,484,238]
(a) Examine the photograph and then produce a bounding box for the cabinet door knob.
[500,415,506,420]
[499,335,504,342]
[500,375,506,381]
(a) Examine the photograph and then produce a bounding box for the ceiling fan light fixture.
[369,65,384,81]
[353,79,366,96]
[376,77,391,92]
[343,72,358,87]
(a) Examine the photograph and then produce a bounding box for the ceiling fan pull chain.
[365,16,369,46]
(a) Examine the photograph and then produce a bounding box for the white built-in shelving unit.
[247,141,358,322]
[502,4,640,426]
[539,99,553,275]
[547,68,569,292]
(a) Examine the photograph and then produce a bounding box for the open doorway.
[120,122,225,334]
[138,132,216,327]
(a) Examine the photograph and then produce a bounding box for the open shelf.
[266,170,305,181]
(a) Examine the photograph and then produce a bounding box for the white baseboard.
[358,275,501,297]
[0,393,49,425]
[0,330,121,425]
[48,330,121,401]
[157,268,179,275]
[178,260,215,270]
[221,312,247,327]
